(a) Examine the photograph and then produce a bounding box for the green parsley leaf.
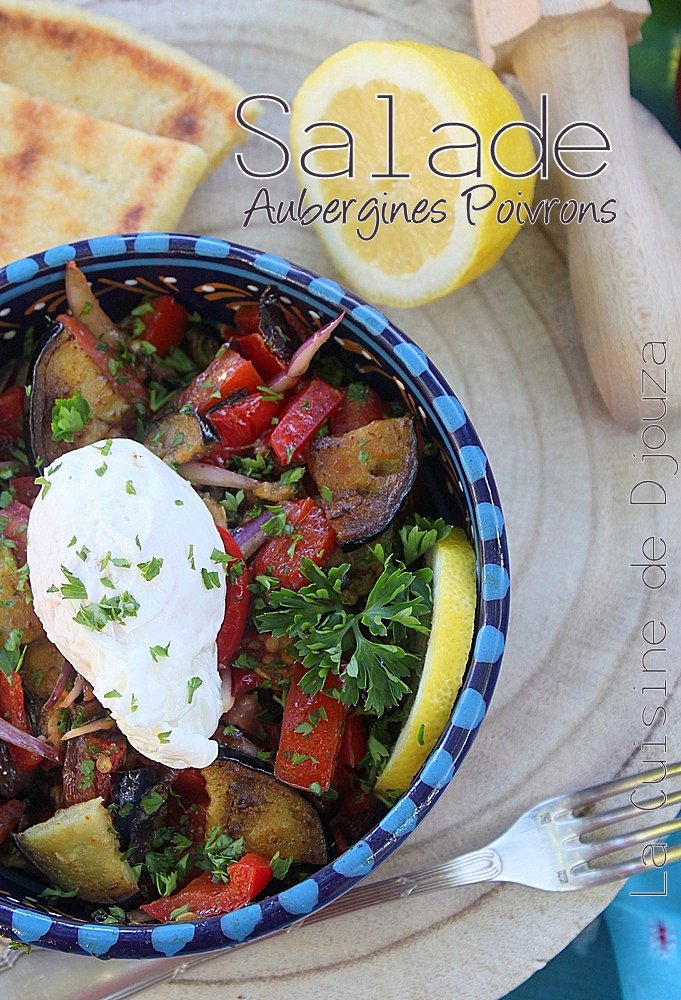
[194,826,244,882]
[279,466,306,486]
[140,790,165,816]
[320,484,333,502]
[346,382,370,403]
[187,676,203,704]
[34,475,52,498]
[137,556,163,581]
[95,462,108,477]
[169,904,192,921]
[269,851,293,880]
[40,885,79,899]
[201,567,220,590]
[157,731,171,744]
[51,391,92,443]
[399,515,453,567]
[257,385,284,403]
[125,480,137,495]
[150,642,170,662]
[104,689,121,699]
[60,565,88,600]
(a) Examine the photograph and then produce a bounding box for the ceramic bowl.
[0,233,509,959]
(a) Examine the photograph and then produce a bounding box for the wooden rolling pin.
[474,0,681,429]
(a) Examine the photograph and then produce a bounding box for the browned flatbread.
[0,0,248,174]
[0,80,208,266]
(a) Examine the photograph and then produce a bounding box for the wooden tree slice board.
[5,2,681,998]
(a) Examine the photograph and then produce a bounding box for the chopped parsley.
[150,642,170,662]
[73,591,140,631]
[125,480,137,495]
[269,851,293,880]
[399,515,452,567]
[59,565,88,601]
[157,731,171,744]
[320,484,333,502]
[50,392,92,443]
[137,556,163,581]
[140,790,165,816]
[95,462,108,477]
[0,628,25,677]
[187,676,203,704]
[201,567,220,591]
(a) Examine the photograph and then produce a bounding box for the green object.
[629,0,681,145]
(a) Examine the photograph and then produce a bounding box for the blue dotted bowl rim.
[0,233,510,959]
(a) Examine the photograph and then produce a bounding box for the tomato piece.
[236,332,287,382]
[62,734,126,807]
[275,665,348,793]
[140,853,273,921]
[251,498,336,591]
[10,477,39,508]
[0,672,43,771]
[209,392,284,451]
[139,296,187,358]
[0,798,24,845]
[178,348,261,414]
[0,499,30,565]
[59,314,148,408]
[331,385,387,435]
[0,386,24,441]
[216,526,249,667]
[270,379,343,465]
[230,668,262,701]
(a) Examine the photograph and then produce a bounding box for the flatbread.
[0,80,208,266]
[0,0,248,174]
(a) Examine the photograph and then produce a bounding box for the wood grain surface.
[6,1,681,998]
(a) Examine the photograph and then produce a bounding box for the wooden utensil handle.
[512,11,681,429]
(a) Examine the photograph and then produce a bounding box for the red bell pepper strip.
[229,668,262,701]
[62,734,126,807]
[331,385,387,435]
[338,711,367,770]
[177,348,262,414]
[0,798,24,846]
[209,391,284,451]
[58,314,148,408]
[0,672,43,771]
[216,526,249,667]
[236,332,287,382]
[250,498,336,591]
[0,385,25,441]
[274,664,348,793]
[170,767,208,845]
[269,379,343,465]
[137,296,187,358]
[140,853,273,921]
[0,499,30,565]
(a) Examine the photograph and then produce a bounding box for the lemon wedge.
[374,528,477,798]
[291,41,536,307]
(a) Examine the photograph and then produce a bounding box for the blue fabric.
[505,826,681,999]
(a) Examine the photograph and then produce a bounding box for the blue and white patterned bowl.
[0,233,509,959]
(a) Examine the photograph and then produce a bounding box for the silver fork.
[301,760,681,925]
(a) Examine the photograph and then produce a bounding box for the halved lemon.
[291,41,536,307]
[374,528,477,798]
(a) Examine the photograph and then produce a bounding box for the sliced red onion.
[231,512,272,559]
[61,718,116,741]
[65,262,125,348]
[0,717,61,764]
[269,311,345,393]
[44,660,74,711]
[177,462,258,489]
[220,667,235,710]
[59,674,83,709]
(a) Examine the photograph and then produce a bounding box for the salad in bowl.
[0,235,507,958]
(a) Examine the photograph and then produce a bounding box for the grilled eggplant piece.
[143,407,218,464]
[14,797,139,904]
[202,757,329,866]
[0,548,42,644]
[110,768,166,858]
[309,416,418,546]
[29,322,130,465]
[258,286,309,362]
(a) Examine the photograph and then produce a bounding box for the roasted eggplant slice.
[258,286,309,362]
[14,797,139,904]
[202,758,329,866]
[309,416,418,546]
[110,768,166,858]
[143,407,218,464]
[29,322,130,465]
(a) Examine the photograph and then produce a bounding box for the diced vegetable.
[140,853,273,922]
[208,390,284,451]
[309,417,418,546]
[0,499,30,565]
[29,321,132,464]
[62,315,147,407]
[331,384,387,435]
[176,348,261,414]
[270,379,343,465]
[236,333,287,382]
[216,526,249,667]
[62,733,126,807]
[0,385,24,441]
[109,768,165,856]
[0,543,42,645]
[250,497,337,591]
[275,665,348,793]
[136,296,187,357]
[202,758,329,865]
[144,407,217,465]
[14,797,139,903]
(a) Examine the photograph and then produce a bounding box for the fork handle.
[301,848,503,926]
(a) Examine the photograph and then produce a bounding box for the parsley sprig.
[255,556,433,715]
